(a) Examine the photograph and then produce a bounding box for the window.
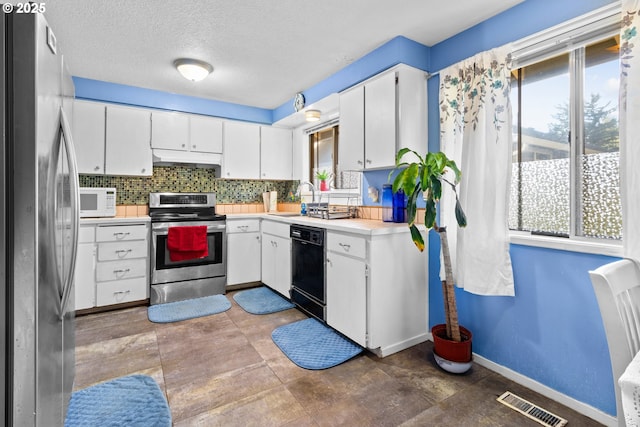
[309,126,338,186]
[509,31,621,240]
[308,124,361,190]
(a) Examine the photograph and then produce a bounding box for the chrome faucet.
[299,181,316,203]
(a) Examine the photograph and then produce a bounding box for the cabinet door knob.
[366,159,372,164]
[141,168,146,173]
[94,165,100,171]
[182,143,186,148]
[192,145,196,149]
[357,160,363,165]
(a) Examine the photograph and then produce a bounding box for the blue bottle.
[393,189,406,223]
[301,202,307,215]
[382,185,393,222]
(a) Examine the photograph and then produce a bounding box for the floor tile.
[73,290,606,426]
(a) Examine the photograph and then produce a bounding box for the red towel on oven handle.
[167,225,209,262]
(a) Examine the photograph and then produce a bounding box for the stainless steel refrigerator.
[1,11,79,426]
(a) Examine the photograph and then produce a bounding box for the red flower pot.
[319,180,328,191]
[431,324,473,363]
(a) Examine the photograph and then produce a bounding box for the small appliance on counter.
[79,187,116,218]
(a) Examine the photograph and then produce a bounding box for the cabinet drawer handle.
[238,225,249,231]
[339,243,351,251]
[113,232,130,239]
[113,268,130,277]
[115,249,132,258]
[113,290,131,302]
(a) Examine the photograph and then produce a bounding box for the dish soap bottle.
[300,202,307,215]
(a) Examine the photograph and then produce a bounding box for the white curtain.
[621,1,640,261]
[439,46,515,296]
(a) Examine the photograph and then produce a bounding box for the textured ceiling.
[43,0,522,109]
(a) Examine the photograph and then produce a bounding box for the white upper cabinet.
[105,105,152,176]
[260,126,292,180]
[364,71,397,169]
[338,64,427,171]
[222,121,260,179]
[338,85,365,171]
[151,111,223,154]
[151,111,189,151]
[73,100,106,175]
[190,115,223,154]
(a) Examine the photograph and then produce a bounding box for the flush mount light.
[305,109,321,122]
[173,58,213,82]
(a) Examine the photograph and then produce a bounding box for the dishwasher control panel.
[290,224,324,245]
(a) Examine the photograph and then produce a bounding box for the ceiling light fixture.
[174,58,213,82]
[305,109,321,122]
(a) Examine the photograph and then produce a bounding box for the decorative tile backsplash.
[79,166,299,205]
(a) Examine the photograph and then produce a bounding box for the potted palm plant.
[391,148,472,373]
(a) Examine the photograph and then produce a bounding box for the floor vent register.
[496,391,568,427]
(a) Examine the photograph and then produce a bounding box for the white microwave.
[79,187,116,218]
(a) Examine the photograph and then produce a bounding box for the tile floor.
[74,290,605,426]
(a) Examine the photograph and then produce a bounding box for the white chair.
[590,259,640,427]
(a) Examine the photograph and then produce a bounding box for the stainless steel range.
[149,192,226,305]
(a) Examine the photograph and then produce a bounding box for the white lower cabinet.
[260,220,291,298]
[226,219,261,286]
[326,231,367,347]
[74,220,150,310]
[325,228,428,357]
[74,225,97,310]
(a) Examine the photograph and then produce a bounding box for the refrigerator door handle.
[59,106,80,318]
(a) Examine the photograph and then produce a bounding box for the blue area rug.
[271,318,363,370]
[65,375,171,427]
[233,286,295,315]
[148,294,231,323]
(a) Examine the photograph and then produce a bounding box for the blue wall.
[425,0,620,417]
[75,0,621,417]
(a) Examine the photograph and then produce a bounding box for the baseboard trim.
[471,353,617,427]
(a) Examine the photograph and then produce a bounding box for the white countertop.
[80,213,420,236]
[226,213,419,236]
[80,216,151,225]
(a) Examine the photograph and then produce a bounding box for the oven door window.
[155,231,223,269]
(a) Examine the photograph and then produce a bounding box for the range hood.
[152,148,222,170]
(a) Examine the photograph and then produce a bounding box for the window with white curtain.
[509,14,621,241]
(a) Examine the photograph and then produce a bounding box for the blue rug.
[148,294,231,323]
[233,286,295,314]
[65,375,171,427]
[271,318,363,370]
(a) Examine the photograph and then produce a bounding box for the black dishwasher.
[290,224,326,322]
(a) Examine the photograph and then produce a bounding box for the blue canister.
[382,184,393,222]
[393,188,406,223]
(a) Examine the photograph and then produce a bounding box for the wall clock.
[293,92,305,112]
